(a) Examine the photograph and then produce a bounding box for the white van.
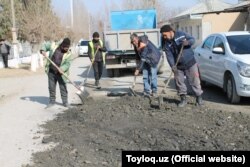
[78,40,89,56]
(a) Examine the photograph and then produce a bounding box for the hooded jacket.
[41,41,72,82]
[135,35,161,70]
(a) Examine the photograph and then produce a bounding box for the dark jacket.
[163,31,196,70]
[0,42,11,54]
[134,35,161,70]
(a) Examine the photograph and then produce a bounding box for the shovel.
[79,48,99,89]
[161,44,184,94]
[44,55,88,104]
[129,75,137,96]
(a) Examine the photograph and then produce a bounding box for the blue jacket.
[136,35,161,70]
[163,31,196,70]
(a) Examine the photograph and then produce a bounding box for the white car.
[194,31,250,103]
[78,40,89,56]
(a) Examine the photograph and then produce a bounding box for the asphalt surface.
[0,56,149,167]
[0,56,249,167]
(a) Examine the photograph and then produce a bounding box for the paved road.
[0,56,249,167]
[0,57,152,167]
[0,57,91,167]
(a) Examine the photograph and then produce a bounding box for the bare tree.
[18,0,63,43]
[0,0,22,40]
[121,0,157,10]
[71,0,89,41]
[88,0,120,35]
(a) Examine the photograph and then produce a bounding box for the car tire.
[114,69,120,77]
[107,69,114,78]
[226,74,240,104]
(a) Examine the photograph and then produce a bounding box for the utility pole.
[70,0,74,29]
[88,12,91,39]
[11,0,19,68]
[11,0,17,43]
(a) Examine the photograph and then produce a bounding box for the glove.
[40,50,46,56]
[182,40,189,46]
[134,69,140,76]
[96,45,101,50]
[172,65,177,72]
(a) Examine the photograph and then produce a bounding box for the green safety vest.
[89,40,105,64]
[44,43,72,82]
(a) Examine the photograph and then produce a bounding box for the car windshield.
[80,41,89,46]
[227,35,250,54]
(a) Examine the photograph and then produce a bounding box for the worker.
[130,33,161,97]
[0,38,11,68]
[88,32,107,89]
[160,25,203,107]
[41,38,72,108]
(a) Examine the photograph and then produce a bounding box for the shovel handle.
[162,44,184,91]
[132,75,136,88]
[80,48,99,86]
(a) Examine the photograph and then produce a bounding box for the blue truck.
[104,9,164,77]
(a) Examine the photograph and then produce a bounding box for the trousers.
[93,61,103,81]
[142,63,158,94]
[174,63,203,96]
[1,53,8,68]
[48,70,68,103]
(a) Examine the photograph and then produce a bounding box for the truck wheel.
[114,69,120,77]
[107,69,114,77]
[226,74,240,104]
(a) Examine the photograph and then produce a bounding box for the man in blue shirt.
[160,25,203,107]
[131,33,161,97]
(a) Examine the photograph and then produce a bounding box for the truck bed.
[104,29,161,77]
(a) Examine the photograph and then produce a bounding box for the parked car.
[194,31,250,103]
[78,40,89,56]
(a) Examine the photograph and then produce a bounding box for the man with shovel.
[41,38,72,108]
[160,25,203,107]
[88,32,106,89]
[131,33,161,97]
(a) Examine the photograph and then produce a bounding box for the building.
[169,0,249,46]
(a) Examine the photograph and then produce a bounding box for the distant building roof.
[224,1,250,12]
[187,1,250,15]
[172,0,232,20]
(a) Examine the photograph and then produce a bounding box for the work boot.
[45,102,55,109]
[96,80,101,89]
[178,95,187,108]
[63,102,70,108]
[151,92,158,97]
[196,96,204,106]
[95,80,99,86]
[143,92,151,98]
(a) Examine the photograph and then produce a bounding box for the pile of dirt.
[25,95,250,167]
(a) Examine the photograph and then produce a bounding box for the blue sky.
[51,0,239,17]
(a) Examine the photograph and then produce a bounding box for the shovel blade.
[161,89,167,94]
[129,87,137,96]
[150,96,163,109]
[76,86,90,104]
